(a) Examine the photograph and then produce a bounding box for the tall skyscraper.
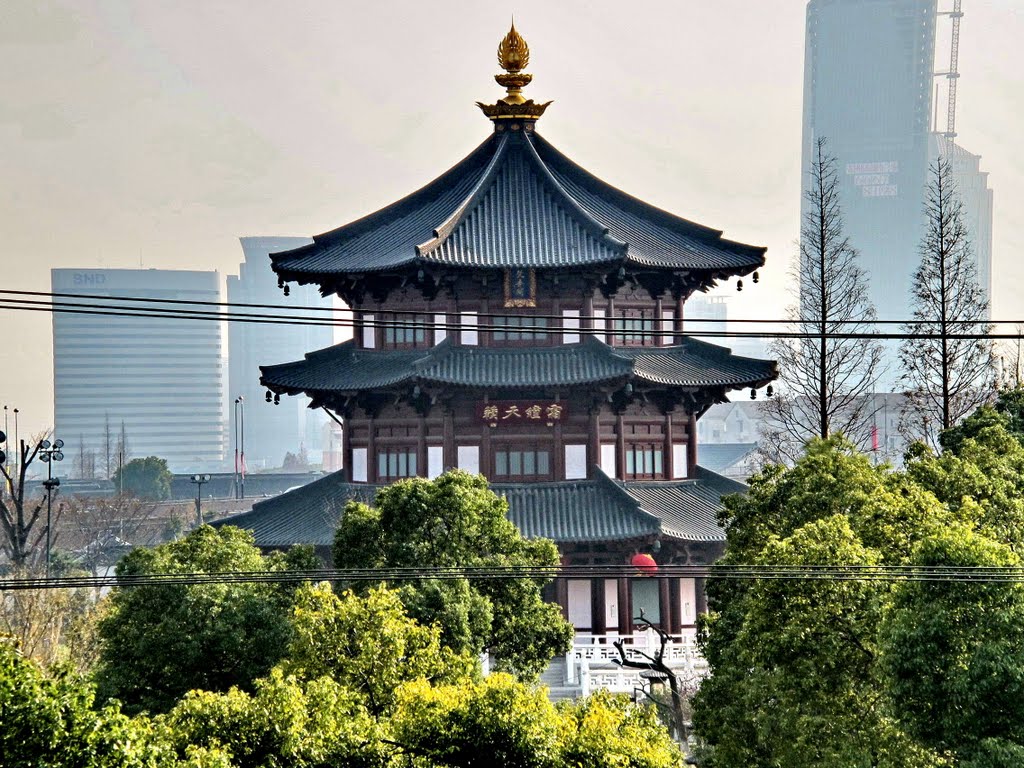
[802,0,938,384]
[52,268,226,473]
[227,237,333,471]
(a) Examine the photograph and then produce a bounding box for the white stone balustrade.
[566,630,708,693]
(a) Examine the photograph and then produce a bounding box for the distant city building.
[685,293,768,362]
[929,133,993,318]
[226,237,331,471]
[803,0,938,385]
[52,268,226,473]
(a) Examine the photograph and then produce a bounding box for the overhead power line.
[0,291,1020,342]
[6,563,1024,592]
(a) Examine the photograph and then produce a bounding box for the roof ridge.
[309,136,497,249]
[520,134,628,250]
[533,133,731,245]
[593,466,663,526]
[416,134,511,257]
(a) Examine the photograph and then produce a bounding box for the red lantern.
[631,553,658,574]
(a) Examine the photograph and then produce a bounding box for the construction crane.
[935,0,963,139]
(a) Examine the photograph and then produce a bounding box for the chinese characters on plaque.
[476,400,566,427]
[503,267,536,307]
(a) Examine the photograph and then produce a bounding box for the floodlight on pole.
[39,438,65,577]
[191,473,211,526]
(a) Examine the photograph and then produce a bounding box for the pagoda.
[226,25,776,638]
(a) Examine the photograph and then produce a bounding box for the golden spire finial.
[477,20,551,123]
[497,21,529,73]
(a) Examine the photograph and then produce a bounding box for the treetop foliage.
[333,470,573,679]
[3,581,682,768]
[112,456,173,500]
[695,422,1024,767]
[94,526,315,714]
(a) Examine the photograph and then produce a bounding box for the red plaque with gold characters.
[476,400,566,426]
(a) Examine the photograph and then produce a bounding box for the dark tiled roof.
[534,135,765,271]
[211,473,377,548]
[261,336,776,396]
[618,337,777,388]
[497,475,661,543]
[212,468,737,550]
[270,131,764,279]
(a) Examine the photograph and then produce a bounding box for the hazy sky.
[3,1,1023,442]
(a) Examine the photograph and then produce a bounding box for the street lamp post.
[233,398,240,499]
[13,408,19,479]
[237,396,245,499]
[39,438,65,577]
[191,474,211,526]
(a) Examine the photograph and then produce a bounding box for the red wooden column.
[668,577,683,635]
[555,577,569,621]
[342,412,353,482]
[367,414,377,482]
[665,413,674,479]
[659,576,673,633]
[590,577,606,635]
[443,405,455,471]
[616,413,626,480]
[417,412,427,478]
[617,577,631,636]
[588,407,601,480]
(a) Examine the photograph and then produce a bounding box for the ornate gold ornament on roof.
[477,22,552,122]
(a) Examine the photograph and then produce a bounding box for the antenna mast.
[936,0,963,139]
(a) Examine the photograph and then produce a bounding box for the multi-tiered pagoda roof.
[221,24,777,620]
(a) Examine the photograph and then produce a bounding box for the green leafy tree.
[164,668,383,768]
[879,526,1024,764]
[906,423,1024,553]
[556,689,684,768]
[112,456,173,500]
[938,386,1024,453]
[95,525,316,714]
[0,636,183,768]
[284,582,477,717]
[692,438,955,767]
[392,675,684,768]
[333,470,573,678]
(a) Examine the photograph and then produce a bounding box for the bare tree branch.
[761,138,884,463]
[899,157,995,449]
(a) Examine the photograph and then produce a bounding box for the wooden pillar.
[342,413,352,482]
[443,405,455,470]
[687,413,698,474]
[616,413,626,480]
[675,295,685,344]
[555,577,569,621]
[668,577,683,635]
[553,394,564,479]
[584,292,595,330]
[617,577,631,636]
[659,577,672,633]
[417,412,426,478]
[695,577,708,616]
[664,412,673,480]
[588,406,601,480]
[367,414,377,482]
[591,577,606,635]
